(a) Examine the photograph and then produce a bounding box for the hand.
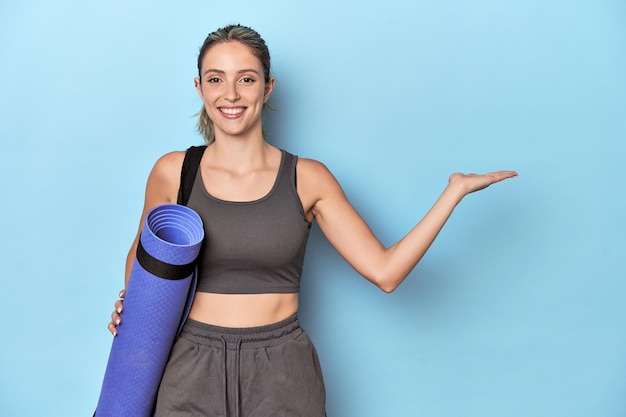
[107,289,125,336]
[449,170,518,196]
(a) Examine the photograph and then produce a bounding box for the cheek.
[200,90,220,104]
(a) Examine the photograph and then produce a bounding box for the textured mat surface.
[96,204,204,417]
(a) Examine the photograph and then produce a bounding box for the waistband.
[180,314,301,349]
[179,314,301,417]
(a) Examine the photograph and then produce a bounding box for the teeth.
[220,107,244,115]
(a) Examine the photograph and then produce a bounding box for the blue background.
[1,0,625,416]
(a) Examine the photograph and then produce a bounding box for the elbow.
[379,283,398,294]
[361,258,408,293]
[369,272,401,294]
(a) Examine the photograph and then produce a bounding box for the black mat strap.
[177,145,208,206]
[136,237,195,280]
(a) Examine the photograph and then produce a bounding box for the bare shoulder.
[153,150,186,174]
[145,150,187,204]
[296,157,340,189]
[295,157,345,215]
[296,157,335,179]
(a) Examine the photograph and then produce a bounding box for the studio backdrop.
[0,1,624,416]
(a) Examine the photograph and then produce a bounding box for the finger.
[119,289,126,299]
[485,171,517,183]
[107,322,118,336]
[488,170,518,177]
[115,299,124,314]
[110,311,122,326]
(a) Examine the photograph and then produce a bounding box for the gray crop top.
[187,150,311,294]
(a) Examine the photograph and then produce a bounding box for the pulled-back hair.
[195,24,272,144]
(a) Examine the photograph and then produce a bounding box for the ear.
[194,77,203,98]
[263,77,275,103]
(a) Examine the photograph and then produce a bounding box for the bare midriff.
[188,292,299,328]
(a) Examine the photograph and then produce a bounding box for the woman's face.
[195,41,274,140]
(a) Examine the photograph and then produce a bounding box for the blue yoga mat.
[96,204,204,417]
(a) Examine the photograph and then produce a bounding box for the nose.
[224,81,240,102]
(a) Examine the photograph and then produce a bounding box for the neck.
[206,137,276,173]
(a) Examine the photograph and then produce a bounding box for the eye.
[241,77,256,84]
[206,77,221,83]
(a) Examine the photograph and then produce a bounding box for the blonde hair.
[196,24,272,144]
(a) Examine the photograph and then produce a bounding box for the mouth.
[219,107,245,116]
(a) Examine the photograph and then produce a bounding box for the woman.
[108,24,516,416]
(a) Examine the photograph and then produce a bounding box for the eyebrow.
[202,68,261,78]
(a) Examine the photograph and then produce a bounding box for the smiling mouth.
[219,107,245,115]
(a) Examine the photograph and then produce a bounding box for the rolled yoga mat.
[96,204,204,417]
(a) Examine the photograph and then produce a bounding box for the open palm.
[449,171,518,195]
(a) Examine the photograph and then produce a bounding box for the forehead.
[201,41,262,72]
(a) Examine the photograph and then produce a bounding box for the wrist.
[443,179,467,203]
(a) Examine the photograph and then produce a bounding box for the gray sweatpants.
[154,315,326,417]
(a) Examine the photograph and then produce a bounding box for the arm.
[124,151,185,286]
[108,151,185,335]
[300,160,517,293]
